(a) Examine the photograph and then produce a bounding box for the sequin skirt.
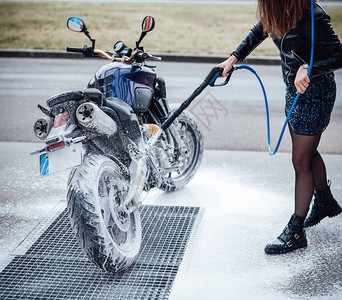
[285,73,336,135]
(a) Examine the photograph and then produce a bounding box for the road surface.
[0,57,341,153]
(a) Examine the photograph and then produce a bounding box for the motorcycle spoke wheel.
[158,104,203,192]
[167,121,195,180]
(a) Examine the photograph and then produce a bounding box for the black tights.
[289,126,328,218]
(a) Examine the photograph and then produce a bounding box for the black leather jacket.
[233,3,342,84]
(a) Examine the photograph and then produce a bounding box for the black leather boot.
[304,182,342,228]
[264,214,307,254]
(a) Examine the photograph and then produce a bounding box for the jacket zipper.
[291,50,307,64]
[280,33,291,83]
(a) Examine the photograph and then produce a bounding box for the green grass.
[0,2,341,56]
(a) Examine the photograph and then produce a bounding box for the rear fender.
[104,97,142,145]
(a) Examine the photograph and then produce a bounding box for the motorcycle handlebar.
[67,46,159,63]
[93,49,134,62]
[93,50,113,60]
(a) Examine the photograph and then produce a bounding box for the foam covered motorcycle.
[31,16,204,273]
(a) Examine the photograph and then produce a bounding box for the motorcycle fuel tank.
[91,62,156,112]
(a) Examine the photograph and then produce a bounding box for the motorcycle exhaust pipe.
[33,117,53,140]
[76,102,117,135]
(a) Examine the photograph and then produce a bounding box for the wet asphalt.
[0,142,341,299]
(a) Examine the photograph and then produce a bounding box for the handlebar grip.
[66,47,83,53]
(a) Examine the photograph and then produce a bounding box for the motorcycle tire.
[67,154,142,273]
[159,103,203,192]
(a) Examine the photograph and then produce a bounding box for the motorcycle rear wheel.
[67,154,141,273]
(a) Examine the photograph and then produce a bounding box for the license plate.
[40,144,83,176]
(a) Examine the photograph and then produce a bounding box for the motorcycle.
[31,16,204,273]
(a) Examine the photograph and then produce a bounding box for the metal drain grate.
[0,205,203,300]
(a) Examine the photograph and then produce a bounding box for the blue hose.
[236,0,315,155]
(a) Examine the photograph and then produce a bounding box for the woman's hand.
[294,65,310,94]
[218,55,238,77]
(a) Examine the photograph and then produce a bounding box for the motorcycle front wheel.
[67,154,141,273]
[159,103,203,192]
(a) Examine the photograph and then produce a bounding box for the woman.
[219,0,342,254]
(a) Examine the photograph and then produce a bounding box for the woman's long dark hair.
[257,0,318,38]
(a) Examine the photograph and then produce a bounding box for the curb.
[0,49,281,65]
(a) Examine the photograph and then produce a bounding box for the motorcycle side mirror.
[67,17,87,33]
[67,17,95,48]
[142,16,155,33]
[136,16,155,49]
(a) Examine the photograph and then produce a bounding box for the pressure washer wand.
[161,66,233,131]
[161,80,208,131]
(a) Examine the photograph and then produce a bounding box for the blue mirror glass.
[67,17,86,32]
